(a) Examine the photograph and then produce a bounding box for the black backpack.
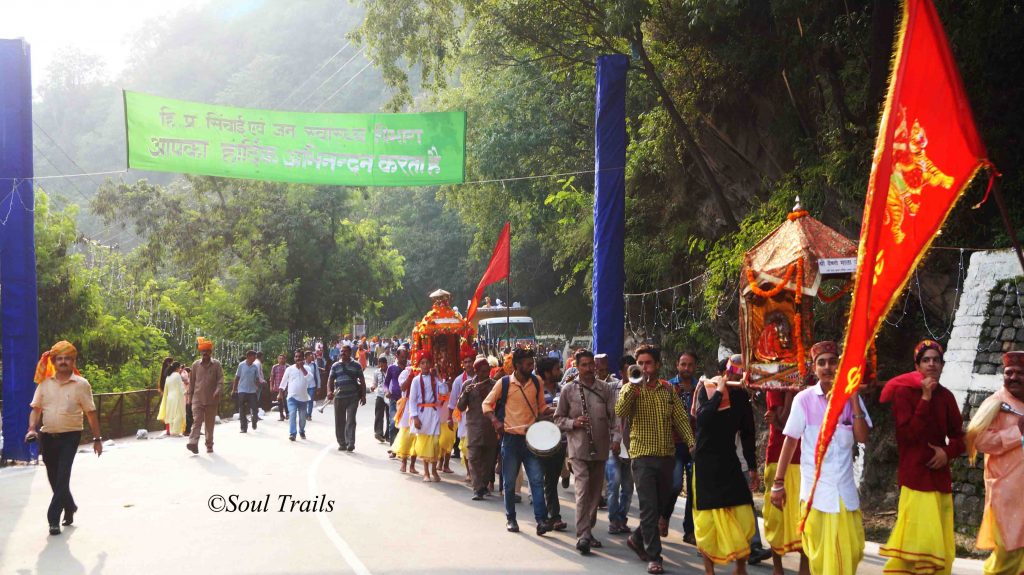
[494,373,541,422]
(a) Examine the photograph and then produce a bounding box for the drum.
[525,420,562,457]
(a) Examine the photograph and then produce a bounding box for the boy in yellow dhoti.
[410,353,442,482]
[967,351,1024,575]
[879,340,963,575]
[771,341,871,575]
[763,387,808,575]
[692,373,758,574]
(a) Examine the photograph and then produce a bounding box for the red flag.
[466,222,510,322]
[806,0,992,519]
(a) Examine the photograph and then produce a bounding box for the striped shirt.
[614,380,695,458]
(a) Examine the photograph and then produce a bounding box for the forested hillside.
[16,0,1024,392]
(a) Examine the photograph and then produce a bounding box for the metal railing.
[89,389,165,443]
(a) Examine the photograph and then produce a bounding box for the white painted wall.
[943,249,1023,408]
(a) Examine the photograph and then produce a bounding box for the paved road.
[0,374,986,574]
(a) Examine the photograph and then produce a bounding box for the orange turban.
[197,337,214,352]
[34,340,81,384]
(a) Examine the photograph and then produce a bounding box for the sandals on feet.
[647,561,664,574]
[627,537,650,562]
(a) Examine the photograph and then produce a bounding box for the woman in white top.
[158,361,186,436]
[770,341,871,575]
[409,353,442,482]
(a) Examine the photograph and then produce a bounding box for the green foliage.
[91,176,404,339]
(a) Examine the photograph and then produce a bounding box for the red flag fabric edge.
[466,222,511,322]
[801,0,991,528]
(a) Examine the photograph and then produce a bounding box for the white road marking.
[308,436,372,575]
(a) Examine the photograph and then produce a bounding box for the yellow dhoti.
[802,500,865,575]
[980,509,1024,575]
[413,434,440,463]
[394,427,415,458]
[439,423,456,458]
[694,504,755,564]
[763,463,802,555]
[880,487,953,575]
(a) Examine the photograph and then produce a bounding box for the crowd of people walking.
[20,334,1024,575]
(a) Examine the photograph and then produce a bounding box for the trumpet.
[317,397,332,413]
[627,364,646,385]
[1000,402,1024,417]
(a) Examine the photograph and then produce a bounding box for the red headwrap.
[197,337,214,352]
[1003,351,1024,368]
[810,341,839,361]
[34,341,81,384]
[726,353,744,376]
[914,339,944,363]
[460,340,476,361]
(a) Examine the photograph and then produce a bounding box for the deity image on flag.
[885,107,956,243]
[808,0,994,519]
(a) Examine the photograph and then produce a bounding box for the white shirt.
[783,382,872,513]
[281,364,314,401]
[408,373,441,436]
[450,372,470,437]
[398,366,414,429]
[305,360,321,389]
[373,369,387,398]
[252,358,265,383]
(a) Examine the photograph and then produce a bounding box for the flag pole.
[990,181,1024,273]
[506,267,511,350]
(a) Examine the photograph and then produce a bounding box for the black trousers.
[334,392,360,448]
[185,404,194,434]
[40,431,81,526]
[237,392,259,430]
[630,455,674,563]
[373,396,387,437]
[540,447,566,522]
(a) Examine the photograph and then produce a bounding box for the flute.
[578,380,599,457]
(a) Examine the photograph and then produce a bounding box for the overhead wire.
[314,60,375,112]
[294,47,365,110]
[278,39,352,108]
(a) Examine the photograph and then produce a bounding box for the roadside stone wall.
[943,249,1023,406]
[951,389,991,535]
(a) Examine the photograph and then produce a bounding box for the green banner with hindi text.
[124,91,466,186]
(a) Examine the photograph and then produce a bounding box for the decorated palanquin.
[410,289,476,380]
[739,203,857,390]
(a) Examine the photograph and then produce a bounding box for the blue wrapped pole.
[0,39,39,462]
[592,54,627,368]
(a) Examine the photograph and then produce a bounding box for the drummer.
[536,356,569,531]
[483,348,553,536]
[555,350,618,555]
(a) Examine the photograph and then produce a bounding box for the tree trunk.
[632,24,740,231]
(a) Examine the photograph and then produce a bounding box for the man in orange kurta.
[970,351,1024,575]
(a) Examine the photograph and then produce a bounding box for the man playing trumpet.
[616,345,695,574]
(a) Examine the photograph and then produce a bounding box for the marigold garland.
[868,343,878,383]
[747,257,809,377]
[787,210,809,221]
[746,263,797,298]
[794,257,807,377]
